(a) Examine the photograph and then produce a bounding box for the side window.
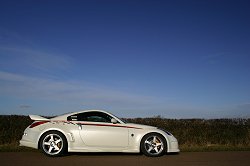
[85,115,108,123]
[67,115,78,121]
[67,112,115,123]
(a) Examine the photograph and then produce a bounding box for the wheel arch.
[38,129,68,150]
[139,132,169,153]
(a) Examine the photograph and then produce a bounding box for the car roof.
[52,110,105,119]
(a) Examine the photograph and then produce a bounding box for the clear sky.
[0,0,249,118]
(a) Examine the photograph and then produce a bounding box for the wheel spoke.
[153,136,157,143]
[55,139,62,144]
[54,145,60,151]
[48,146,53,153]
[147,146,154,153]
[154,146,159,153]
[50,135,54,141]
[44,142,50,146]
[156,142,163,147]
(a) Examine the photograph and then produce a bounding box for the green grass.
[0,115,249,152]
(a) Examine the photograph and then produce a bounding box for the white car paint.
[20,110,179,156]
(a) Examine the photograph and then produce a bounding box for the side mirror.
[111,118,118,124]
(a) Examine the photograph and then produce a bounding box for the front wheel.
[40,131,67,157]
[140,133,166,157]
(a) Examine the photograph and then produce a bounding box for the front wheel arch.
[140,132,167,157]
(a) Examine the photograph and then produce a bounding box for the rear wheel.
[40,131,67,157]
[140,133,166,157]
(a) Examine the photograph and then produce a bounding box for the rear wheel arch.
[38,130,67,148]
[38,130,68,156]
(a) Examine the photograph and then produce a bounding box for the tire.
[40,131,67,157]
[140,133,166,157]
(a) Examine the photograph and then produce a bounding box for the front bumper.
[168,140,180,153]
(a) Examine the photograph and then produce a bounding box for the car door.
[69,111,129,147]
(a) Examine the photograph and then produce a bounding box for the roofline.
[51,110,125,124]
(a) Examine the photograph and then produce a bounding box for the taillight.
[29,121,48,128]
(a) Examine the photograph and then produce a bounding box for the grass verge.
[0,143,39,152]
[180,145,250,152]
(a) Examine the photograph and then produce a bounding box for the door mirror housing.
[111,118,118,124]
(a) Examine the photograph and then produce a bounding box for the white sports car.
[20,110,179,157]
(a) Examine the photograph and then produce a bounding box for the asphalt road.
[0,151,250,166]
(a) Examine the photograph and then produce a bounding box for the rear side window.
[67,115,77,121]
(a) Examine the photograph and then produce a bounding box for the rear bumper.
[19,127,40,149]
[19,140,37,149]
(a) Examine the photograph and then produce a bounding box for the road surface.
[0,151,249,166]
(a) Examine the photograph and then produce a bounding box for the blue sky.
[0,0,250,118]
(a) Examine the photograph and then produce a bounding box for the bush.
[0,115,249,149]
[126,117,250,147]
[0,115,32,144]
